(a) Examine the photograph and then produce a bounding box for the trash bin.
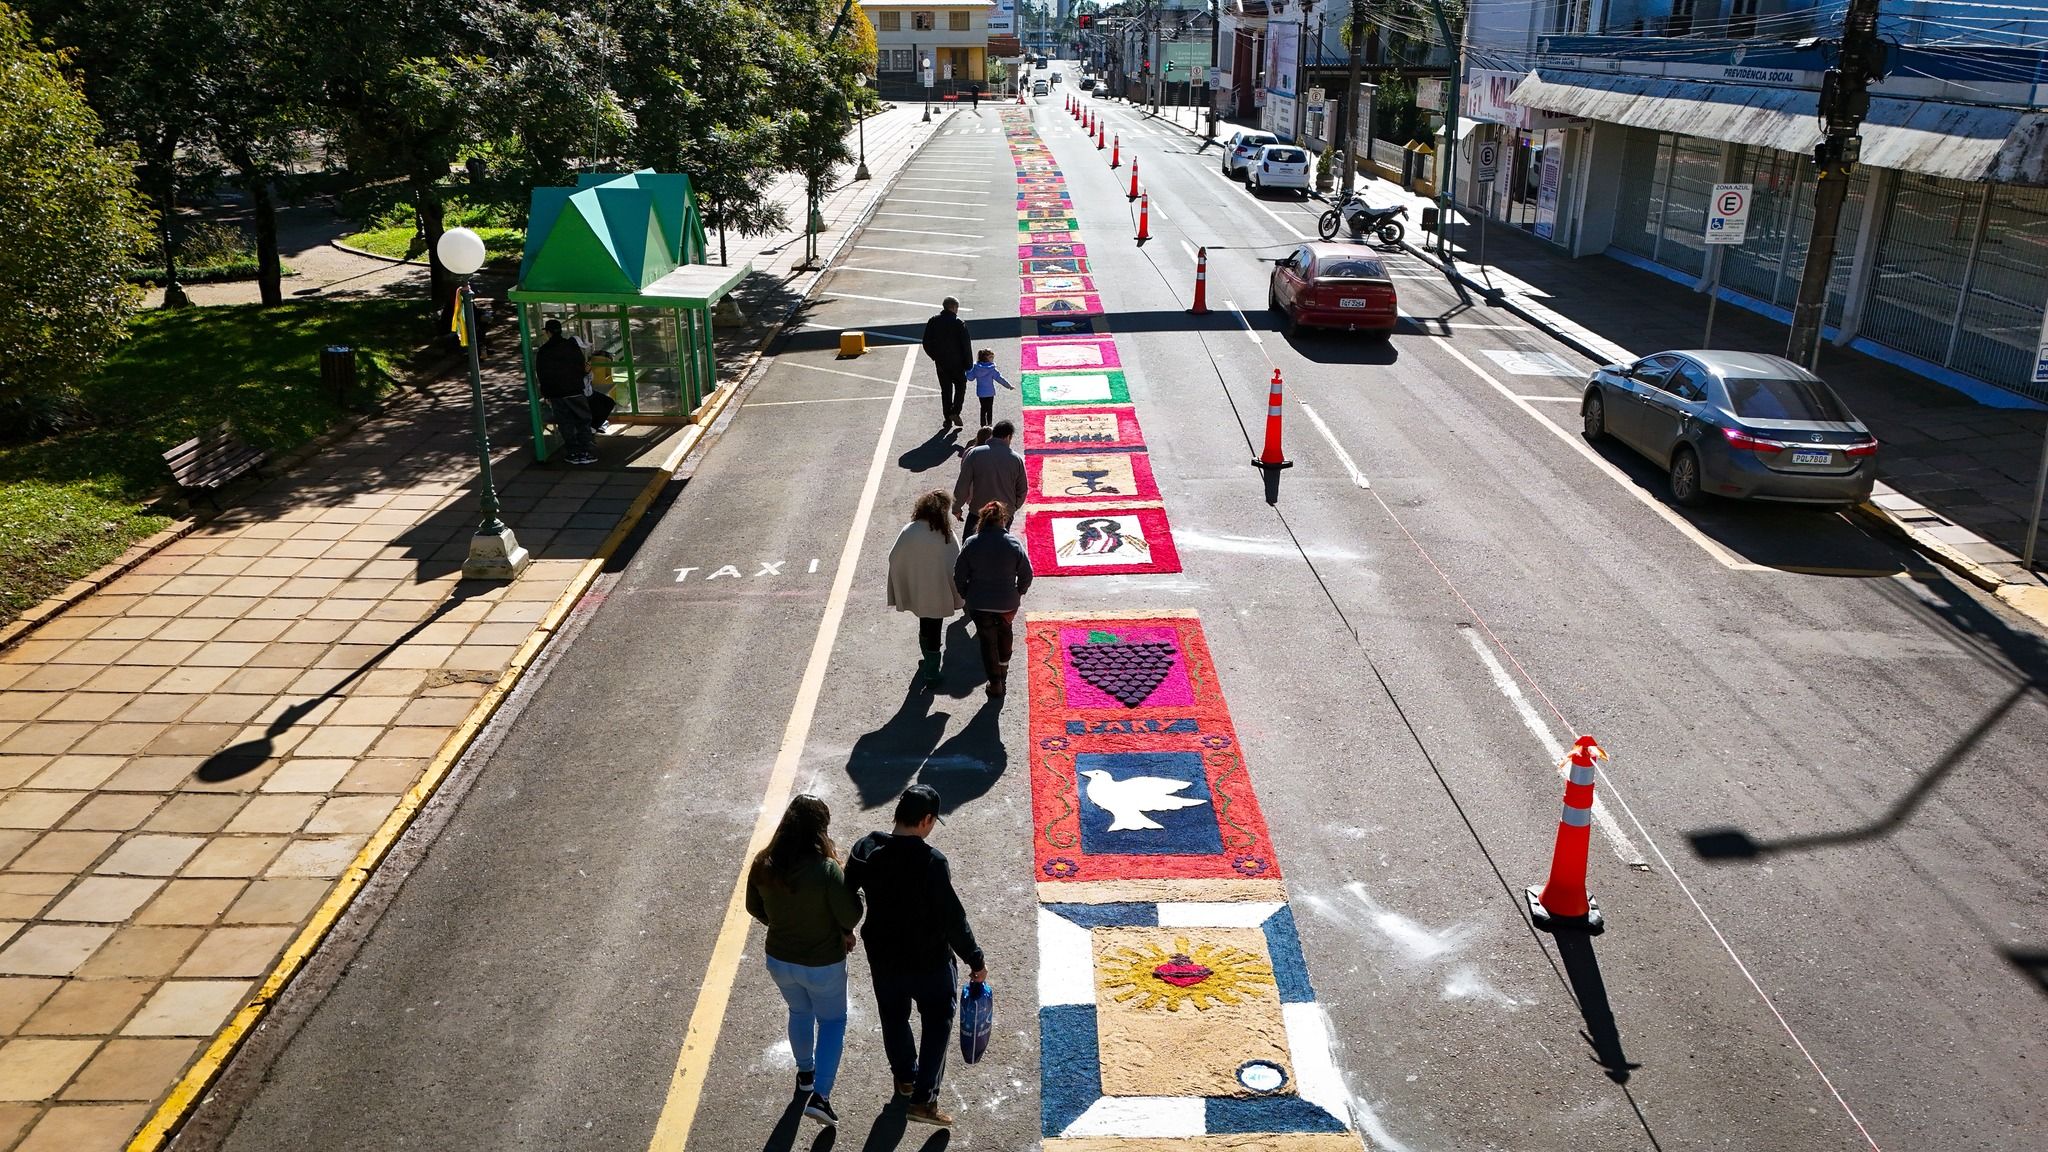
[320,346,357,405]
[1421,205,1440,234]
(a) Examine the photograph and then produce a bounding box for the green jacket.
[745,854,863,968]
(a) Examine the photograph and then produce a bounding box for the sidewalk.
[0,106,940,1152]
[1348,175,2048,597]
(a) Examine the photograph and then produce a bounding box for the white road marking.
[862,227,983,240]
[1513,394,1583,402]
[821,291,969,312]
[646,344,919,1151]
[894,186,992,195]
[745,394,895,408]
[1224,299,1262,345]
[1298,402,1370,489]
[779,360,899,384]
[1433,340,1766,572]
[1398,316,1531,331]
[1483,349,1582,376]
[1207,165,1308,239]
[874,211,980,222]
[1179,239,1198,262]
[1456,627,1646,868]
[838,265,977,282]
[886,197,988,207]
[855,244,983,258]
[799,323,916,342]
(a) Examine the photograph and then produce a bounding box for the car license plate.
[1792,450,1832,464]
[1339,298,1367,308]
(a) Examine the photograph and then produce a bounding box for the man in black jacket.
[534,318,597,465]
[920,297,972,430]
[845,784,986,1128]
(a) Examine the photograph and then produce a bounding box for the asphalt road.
[195,95,2048,1152]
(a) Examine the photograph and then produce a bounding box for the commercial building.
[863,0,995,98]
[1457,0,2048,405]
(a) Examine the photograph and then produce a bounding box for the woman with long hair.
[886,489,964,687]
[745,795,862,1128]
[952,500,1034,700]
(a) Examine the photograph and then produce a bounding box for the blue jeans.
[765,956,848,1099]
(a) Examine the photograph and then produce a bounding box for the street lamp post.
[855,73,872,181]
[922,54,934,122]
[436,227,530,582]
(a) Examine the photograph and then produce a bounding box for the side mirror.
[1617,363,1637,379]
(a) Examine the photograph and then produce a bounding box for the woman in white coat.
[887,489,964,686]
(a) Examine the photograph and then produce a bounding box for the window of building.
[1727,0,1758,38]
[1666,0,1695,36]
[879,11,900,31]
[887,48,915,72]
[912,10,935,31]
[1954,184,2048,397]
[948,10,969,31]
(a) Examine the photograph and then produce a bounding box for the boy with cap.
[844,784,987,1127]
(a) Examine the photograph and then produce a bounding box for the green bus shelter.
[509,170,748,461]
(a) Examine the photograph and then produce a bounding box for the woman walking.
[953,500,1034,700]
[887,490,964,687]
[745,795,863,1127]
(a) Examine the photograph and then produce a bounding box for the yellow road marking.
[645,343,918,1152]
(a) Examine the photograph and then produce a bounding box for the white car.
[1033,78,1050,96]
[1222,130,1280,179]
[1247,145,1312,196]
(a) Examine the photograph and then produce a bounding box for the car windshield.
[1265,149,1305,163]
[1241,136,1274,149]
[1317,259,1385,280]
[1723,374,1850,422]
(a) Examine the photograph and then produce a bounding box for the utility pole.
[1426,0,1460,263]
[1207,0,1220,141]
[1786,0,1887,369]
[1338,0,1366,199]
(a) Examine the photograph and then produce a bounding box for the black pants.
[918,616,942,652]
[871,959,956,1104]
[938,369,967,424]
[977,394,994,427]
[548,394,595,456]
[972,610,1015,683]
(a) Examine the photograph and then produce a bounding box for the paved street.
[173,94,2048,1152]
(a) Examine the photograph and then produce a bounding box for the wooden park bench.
[163,423,267,510]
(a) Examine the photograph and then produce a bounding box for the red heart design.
[1152,954,1213,988]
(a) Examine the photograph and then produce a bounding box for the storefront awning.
[1508,70,2048,185]
[1432,119,1480,141]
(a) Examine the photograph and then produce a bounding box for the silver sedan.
[1581,350,1879,508]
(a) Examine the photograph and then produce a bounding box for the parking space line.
[874,211,980,221]
[838,266,977,282]
[822,291,971,312]
[1434,340,1767,572]
[855,244,983,258]
[885,197,987,206]
[895,186,991,195]
[862,227,984,240]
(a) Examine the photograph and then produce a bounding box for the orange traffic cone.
[1527,736,1606,935]
[1253,369,1291,469]
[1128,157,1140,200]
[1111,135,1121,168]
[1135,192,1151,244]
[1189,247,1210,315]
[1097,122,1106,149]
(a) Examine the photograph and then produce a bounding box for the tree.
[211,0,310,306]
[0,4,153,436]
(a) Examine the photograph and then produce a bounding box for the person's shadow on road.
[758,1095,837,1152]
[846,686,953,811]
[859,1102,950,1152]
[897,433,959,474]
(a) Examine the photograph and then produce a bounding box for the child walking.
[964,349,1013,429]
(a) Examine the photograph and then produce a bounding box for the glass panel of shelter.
[527,302,688,418]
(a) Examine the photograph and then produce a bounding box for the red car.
[1268,242,1399,338]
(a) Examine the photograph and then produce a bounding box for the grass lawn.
[342,225,523,268]
[0,298,434,627]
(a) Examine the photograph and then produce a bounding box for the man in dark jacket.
[953,503,1033,698]
[920,297,972,430]
[846,784,986,1128]
[534,318,597,465]
[951,420,1027,524]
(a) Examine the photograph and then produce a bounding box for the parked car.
[1247,145,1312,196]
[1222,130,1280,179]
[1267,242,1399,338]
[1079,77,1096,90]
[1580,350,1879,508]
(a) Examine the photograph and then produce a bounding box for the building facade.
[1457,0,2048,406]
[863,0,994,98]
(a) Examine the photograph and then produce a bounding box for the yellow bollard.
[838,330,867,358]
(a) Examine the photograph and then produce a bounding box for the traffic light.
[1078,13,1092,29]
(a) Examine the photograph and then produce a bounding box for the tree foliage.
[0,4,153,437]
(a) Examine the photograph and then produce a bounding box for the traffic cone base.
[1527,887,1605,935]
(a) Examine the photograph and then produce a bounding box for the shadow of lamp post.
[437,226,531,581]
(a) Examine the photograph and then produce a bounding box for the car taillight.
[1262,161,1270,171]
[1722,427,1786,452]
[1844,438,1878,456]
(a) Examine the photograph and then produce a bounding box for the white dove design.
[1079,769,1208,831]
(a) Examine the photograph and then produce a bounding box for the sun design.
[1099,936,1275,1012]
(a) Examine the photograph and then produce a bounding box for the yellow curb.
[124,404,727,1152]
[1852,501,2009,592]
[1997,583,2048,632]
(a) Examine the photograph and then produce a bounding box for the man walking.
[921,297,972,430]
[952,420,1027,524]
[846,784,987,1128]
[535,318,597,465]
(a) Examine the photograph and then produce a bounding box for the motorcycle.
[1317,196,1407,245]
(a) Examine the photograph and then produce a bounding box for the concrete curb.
[328,238,427,266]
[0,521,197,653]
[125,109,945,1152]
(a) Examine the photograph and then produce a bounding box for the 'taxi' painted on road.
[1001,106,1363,1147]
